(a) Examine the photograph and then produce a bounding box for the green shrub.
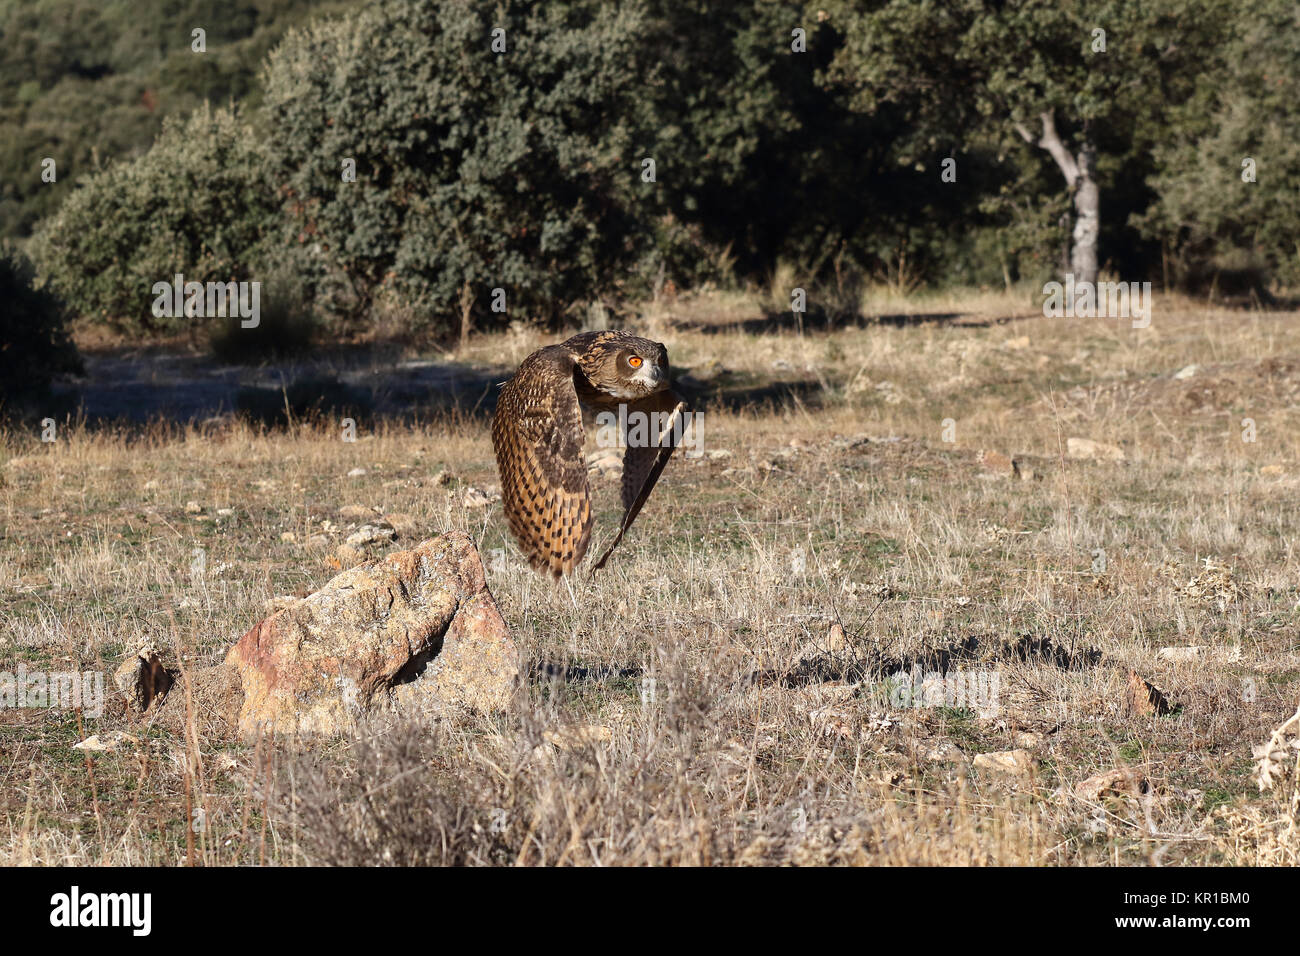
[262,0,654,334]
[29,103,279,332]
[0,248,82,405]
[1137,0,1300,289]
[0,0,353,241]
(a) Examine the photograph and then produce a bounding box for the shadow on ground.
[677,307,1036,336]
[32,339,835,430]
[761,632,1105,688]
[39,343,507,430]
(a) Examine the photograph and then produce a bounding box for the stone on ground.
[224,530,516,736]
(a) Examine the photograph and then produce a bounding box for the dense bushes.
[262,0,655,331]
[15,0,1300,349]
[0,0,353,239]
[1138,0,1300,289]
[0,249,81,404]
[30,104,279,333]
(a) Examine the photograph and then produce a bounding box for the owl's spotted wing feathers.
[491,345,592,577]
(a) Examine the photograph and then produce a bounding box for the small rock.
[973,749,1037,775]
[346,468,367,478]
[1074,768,1148,802]
[462,486,500,509]
[1157,645,1203,663]
[1124,669,1173,717]
[1005,335,1031,350]
[74,731,139,753]
[216,508,235,518]
[924,741,965,763]
[114,646,174,713]
[1173,364,1200,380]
[338,505,377,522]
[1014,731,1044,749]
[1066,437,1125,461]
[346,522,397,547]
[707,449,732,460]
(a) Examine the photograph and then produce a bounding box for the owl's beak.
[630,361,667,392]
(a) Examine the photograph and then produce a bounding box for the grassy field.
[3,288,1299,866]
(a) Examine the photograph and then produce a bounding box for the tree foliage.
[0,0,351,238]
[262,0,654,329]
[29,104,279,332]
[815,0,1233,283]
[9,0,1300,344]
[0,248,81,404]
[1138,0,1300,288]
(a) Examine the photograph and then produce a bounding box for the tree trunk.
[1070,143,1099,286]
[1015,111,1099,287]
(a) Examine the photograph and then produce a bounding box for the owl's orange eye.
[628,356,643,368]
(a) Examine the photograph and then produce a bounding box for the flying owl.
[491,330,687,577]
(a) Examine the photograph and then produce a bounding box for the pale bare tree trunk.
[1070,143,1099,285]
[1016,110,1099,287]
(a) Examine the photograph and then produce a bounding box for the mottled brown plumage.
[491,330,686,577]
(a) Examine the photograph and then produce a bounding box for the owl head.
[581,333,669,400]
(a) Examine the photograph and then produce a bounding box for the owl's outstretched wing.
[491,346,592,577]
[592,389,687,573]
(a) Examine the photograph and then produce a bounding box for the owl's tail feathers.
[591,394,687,574]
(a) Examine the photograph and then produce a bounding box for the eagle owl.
[491,330,686,577]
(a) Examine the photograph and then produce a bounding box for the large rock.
[225,531,517,736]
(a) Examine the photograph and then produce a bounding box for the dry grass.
[3,289,1299,865]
